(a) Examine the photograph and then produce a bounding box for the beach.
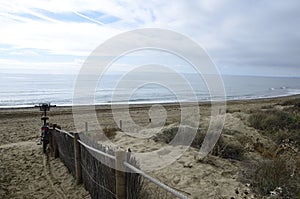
[1,95,299,198]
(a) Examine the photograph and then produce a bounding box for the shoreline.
[1,93,299,110]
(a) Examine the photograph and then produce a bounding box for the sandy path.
[0,141,67,198]
[43,154,67,199]
[0,106,90,198]
[0,135,89,199]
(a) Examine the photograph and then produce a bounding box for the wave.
[1,74,300,108]
[287,88,300,95]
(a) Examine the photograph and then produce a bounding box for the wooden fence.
[49,125,189,199]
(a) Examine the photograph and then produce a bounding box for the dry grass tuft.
[241,156,300,198]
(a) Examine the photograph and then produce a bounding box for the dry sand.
[0,95,299,198]
[0,108,90,199]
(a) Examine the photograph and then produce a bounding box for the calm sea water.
[1,73,300,108]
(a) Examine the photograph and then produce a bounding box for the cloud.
[0,0,299,76]
[0,58,82,74]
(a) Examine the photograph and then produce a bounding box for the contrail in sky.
[73,11,104,25]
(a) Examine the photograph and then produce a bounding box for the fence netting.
[125,154,143,199]
[53,130,142,199]
[53,130,75,175]
[79,133,116,199]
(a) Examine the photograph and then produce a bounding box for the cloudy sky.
[0,0,300,76]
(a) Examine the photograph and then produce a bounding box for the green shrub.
[248,110,298,131]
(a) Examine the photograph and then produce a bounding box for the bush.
[212,137,244,161]
[153,126,203,146]
[248,110,298,131]
[261,105,274,109]
[190,130,206,149]
[273,130,300,149]
[241,157,300,198]
[103,127,119,139]
[254,159,288,194]
[279,98,300,107]
[153,127,244,160]
[153,126,178,143]
[226,108,241,113]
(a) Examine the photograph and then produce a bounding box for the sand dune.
[1,95,299,198]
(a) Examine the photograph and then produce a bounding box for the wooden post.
[119,120,122,130]
[116,150,126,199]
[74,133,82,184]
[85,122,88,132]
[51,124,59,158]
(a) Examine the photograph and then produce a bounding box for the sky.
[0,0,300,76]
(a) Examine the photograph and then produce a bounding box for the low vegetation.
[245,99,300,197]
[241,157,300,198]
[151,98,300,197]
[212,138,244,161]
[273,130,300,148]
[279,98,300,108]
[248,101,300,149]
[152,126,178,144]
[248,109,299,131]
[153,127,244,160]
[103,126,120,139]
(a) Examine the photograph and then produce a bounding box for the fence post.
[74,133,82,184]
[119,120,122,130]
[116,150,126,199]
[51,124,59,158]
[85,122,88,132]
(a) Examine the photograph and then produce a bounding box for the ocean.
[1,73,300,108]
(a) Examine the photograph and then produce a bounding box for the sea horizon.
[1,73,300,108]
